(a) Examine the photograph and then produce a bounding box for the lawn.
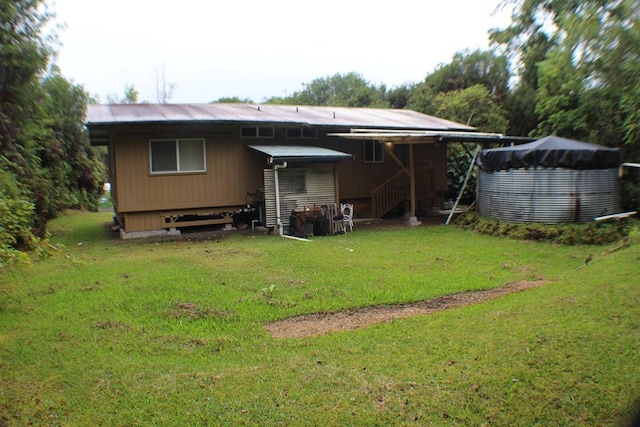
[1,211,639,426]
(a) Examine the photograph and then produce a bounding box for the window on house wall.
[363,140,384,163]
[150,139,206,173]
[286,127,317,139]
[241,126,274,138]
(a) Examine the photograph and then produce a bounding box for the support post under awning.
[446,144,479,225]
[405,142,422,226]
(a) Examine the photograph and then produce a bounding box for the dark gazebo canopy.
[476,135,623,172]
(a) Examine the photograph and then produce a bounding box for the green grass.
[1,211,639,426]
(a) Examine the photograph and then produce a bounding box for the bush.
[456,212,634,245]
[0,169,39,268]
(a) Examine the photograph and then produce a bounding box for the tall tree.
[0,0,53,237]
[0,1,106,266]
[491,0,640,209]
[433,84,509,133]
[491,0,640,144]
[406,49,510,122]
[266,72,388,107]
[107,83,140,104]
[423,50,510,99]
[42,72,106,211]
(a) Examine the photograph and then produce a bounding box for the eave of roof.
[328,129,536,144]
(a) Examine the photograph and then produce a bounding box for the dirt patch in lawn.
[265,280,549,339]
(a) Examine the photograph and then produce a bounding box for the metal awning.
[248,145,354,164]
[328,129,535,145]
[327,129,533,223]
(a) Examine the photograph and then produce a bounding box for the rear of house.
[86,103,474,238]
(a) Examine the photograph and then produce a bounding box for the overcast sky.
[49,0,512,104]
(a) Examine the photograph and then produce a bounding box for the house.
[86,103,494,238]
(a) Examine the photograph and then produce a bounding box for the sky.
[49,0,513,104]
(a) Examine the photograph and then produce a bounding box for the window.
[241,126,274,138]
[150,139,206,173]
[363,140,384,163]
[286,127,317,139]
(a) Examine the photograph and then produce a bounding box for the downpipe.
[273,161,287,236]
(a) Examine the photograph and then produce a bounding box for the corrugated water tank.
[476,136,623,224]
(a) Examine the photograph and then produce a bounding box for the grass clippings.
[265,280,549,338]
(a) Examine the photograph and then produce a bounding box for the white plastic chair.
[340,203,354,232]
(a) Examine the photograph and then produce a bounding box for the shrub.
[0,169,39,268]
[456,212,633,245]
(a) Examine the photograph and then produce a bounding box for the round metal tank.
[477,168,619,223]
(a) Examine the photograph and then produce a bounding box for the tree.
[42,73,106,211]
[107,83,140,104]
[267,72,389,107]
[406,49,510,121]
[500,32,553,136]
[423,49,510,99]
[433,84,508,133]
[213,96,254,104]
[154,64,176,103]
[491,0,640,143]
[384,84,413,109]
[0,1,105,266]
[0,0,54,238]
[491,0,640,209]
[432,85,509,203]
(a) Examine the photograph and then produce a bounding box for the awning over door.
[248,145,354,164]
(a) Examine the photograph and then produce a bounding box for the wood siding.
[325,139,448,200]
[107,123,448,232]
[113,127,264,213]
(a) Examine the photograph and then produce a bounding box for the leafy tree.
[406,49,510,125]
[405,84,436,115]
[491,0,640,209]
[491,0,640,145]
[384,84,413,109]
[432,84,509,203]
[500,32,553,136]
[433,84,508,133]
[1,0,53,237]
[214,96,254,104]
[0,1,105,266]
[422,49,510,99]
[107,83,140,104]
[42,73,106,211]
[267,72,389,107]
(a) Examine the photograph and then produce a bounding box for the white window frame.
[363,140,384,163]
[149,138,206,174]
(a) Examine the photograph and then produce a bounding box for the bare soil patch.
[265,280,549,339]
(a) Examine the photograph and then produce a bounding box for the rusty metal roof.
[86,103,474,131]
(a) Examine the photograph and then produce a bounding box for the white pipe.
[595,211,637,221]
[273,162,287,235]
[281,234,311,242]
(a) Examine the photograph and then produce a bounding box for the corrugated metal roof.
[86,103,474,131]
[248,145,354,163]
